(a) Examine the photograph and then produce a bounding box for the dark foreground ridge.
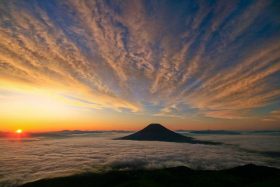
[117,123,220,145]
[20,164,280,187]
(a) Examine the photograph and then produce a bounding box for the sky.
[0,0,279,132]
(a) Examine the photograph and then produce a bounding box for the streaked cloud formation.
[0,0,279,130]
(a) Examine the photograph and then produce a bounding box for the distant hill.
[20,164,280,187]
[190,130,241,135]
[116,123,220,145]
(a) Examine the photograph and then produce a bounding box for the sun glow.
[11,128,30,139]
[0,87,85,122]
[0,86,110,132]
[16,129,23,134]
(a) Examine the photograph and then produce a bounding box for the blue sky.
[0,0,279,131]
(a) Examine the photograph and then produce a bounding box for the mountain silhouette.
[117,123,220,145]
[20,164,280,187]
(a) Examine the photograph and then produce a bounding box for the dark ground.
[20,164,280,187]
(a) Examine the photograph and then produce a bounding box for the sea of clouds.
[0,132,280,187]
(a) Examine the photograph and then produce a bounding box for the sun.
[16,129,23,134]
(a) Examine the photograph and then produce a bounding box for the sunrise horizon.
[2,123,280,134]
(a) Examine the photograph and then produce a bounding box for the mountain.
[20,164,280,187]
[117,123,220,145]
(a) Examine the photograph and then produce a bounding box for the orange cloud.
[0,0,279,130]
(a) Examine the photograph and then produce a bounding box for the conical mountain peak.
[142,123,169,131]
[146,123,165,128]
[117,123,220,145]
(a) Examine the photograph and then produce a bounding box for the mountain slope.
[20,164,280,187]
[117,123,220,145]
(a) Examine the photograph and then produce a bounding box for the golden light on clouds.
[0,0,279,131]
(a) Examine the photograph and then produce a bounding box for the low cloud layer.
[0,132,280,186]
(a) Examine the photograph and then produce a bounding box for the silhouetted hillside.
[117,123,220,145]
[190,130,241,135]
[20,164,280,187]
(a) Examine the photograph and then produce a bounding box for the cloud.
[203,110,248,120]
[0,0,141,113]
[263,110,280,122]
[0,0,279,123]
[1,132,280,186]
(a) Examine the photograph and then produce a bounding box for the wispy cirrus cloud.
[263,110,280,122]
[0,0,279,127]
